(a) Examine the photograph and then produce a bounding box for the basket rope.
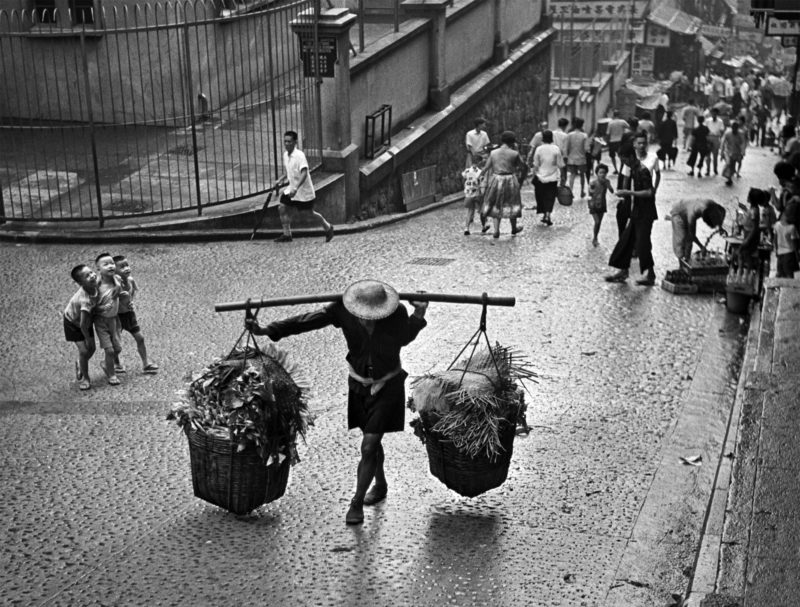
[445,294,502,389]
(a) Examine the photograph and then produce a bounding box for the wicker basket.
[422,414,517,498]
[185,425,290,514]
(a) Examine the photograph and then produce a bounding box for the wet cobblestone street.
[1,146,778,606]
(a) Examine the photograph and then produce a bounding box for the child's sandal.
[78,379,91,391]
[107,376,121,386]
[143,363,159,374]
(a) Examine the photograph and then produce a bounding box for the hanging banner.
[646,23,671,47]
[548,0,647,20]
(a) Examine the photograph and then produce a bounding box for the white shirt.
[706,117,725,137]
[465,129,490,154]
[553,129,568,157]
[532,143,564,183]
[622,152,660,187]
[283,148,315,201]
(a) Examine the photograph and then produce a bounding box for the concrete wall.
[444,0,494,87]
[500,0,542,47]
[357,28,554,219]
[348,19,430,153]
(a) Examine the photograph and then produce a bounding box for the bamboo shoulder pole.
[214,292,515,313]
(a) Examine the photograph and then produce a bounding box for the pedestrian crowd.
[458,67,800,287]
[63,253,158,391]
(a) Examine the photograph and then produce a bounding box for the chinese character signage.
[631,45,654,76]
[299,36,337,78]
[766,16,800,37]
[782,36,798,48]
[700,24,731,38]
[646,23,670,47]
[548,0,647,20]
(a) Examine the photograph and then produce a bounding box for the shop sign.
[766,16,800,37]
[631,45,654,76]
[782,35,799,47]
[700,24,731,38]
[646,23,670,47]
[549,0,647,20]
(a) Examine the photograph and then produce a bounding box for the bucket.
[726,289,751,315]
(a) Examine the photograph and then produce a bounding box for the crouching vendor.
[668,198,727,266]
[245,280,428,526]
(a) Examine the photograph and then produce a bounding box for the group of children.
[461,153,614,247]
[63,253,158,390]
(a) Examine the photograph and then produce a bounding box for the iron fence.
[552,10,631,86]
[0,0,322,225]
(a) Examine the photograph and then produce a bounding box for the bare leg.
[346,433,384,524]
[104,348,119,384]
[132,331,150,368]
[76,341,94,385]
[278,203,292,237]
[493,217,501,238]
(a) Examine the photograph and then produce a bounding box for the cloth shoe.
[363,484,388,506]
[511,226,523,235]
[274,234,292,242]
[324,225,334,242]
[636,271,656,286]
[605,270,628,283]
[345,499,364,525]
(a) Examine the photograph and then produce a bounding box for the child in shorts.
[588,163,613,247]
[462,154,489,235]
[113,255,159,374]
[774,211,799,278]
[94,252,124,385]
[64,264,98,390]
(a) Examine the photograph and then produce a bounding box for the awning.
[698,34,724,59]
[549,92,574,108]
[647,3,703,36]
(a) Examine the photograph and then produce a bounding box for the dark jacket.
[266,301,426,378]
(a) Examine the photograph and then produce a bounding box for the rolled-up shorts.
[64,315,94,343]
[280,193,315,212]
[347,370,408,434]
[94,315,122,352]
[118,310,141,334]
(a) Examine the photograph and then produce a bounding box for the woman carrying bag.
[531,130,564,226]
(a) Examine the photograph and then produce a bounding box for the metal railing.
[0,0,322,226]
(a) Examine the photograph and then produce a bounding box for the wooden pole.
[215,292,515,313]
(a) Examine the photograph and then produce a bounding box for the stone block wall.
[356,38,551,220]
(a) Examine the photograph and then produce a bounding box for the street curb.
[0,193,464,244]
[683,300,762,607]
[604,303,749,606]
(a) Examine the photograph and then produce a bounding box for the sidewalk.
[687,279,800,607]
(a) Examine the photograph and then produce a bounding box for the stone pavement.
[0,144,791,607]
[686,280,800,607]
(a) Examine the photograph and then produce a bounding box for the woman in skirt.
[480,130,526,239]
[531,130,563,226]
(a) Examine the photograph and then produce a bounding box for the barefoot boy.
[113,254,159,374]
[64,264,98,390]
[94,252,124,385]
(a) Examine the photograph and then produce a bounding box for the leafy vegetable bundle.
[408,343,535,461]
[168,344,311,467]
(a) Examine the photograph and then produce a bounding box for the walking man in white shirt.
[274,130,334,243]
[465,117,491,168]
[705,107,725,176]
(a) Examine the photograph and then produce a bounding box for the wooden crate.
[661,279,699,295]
